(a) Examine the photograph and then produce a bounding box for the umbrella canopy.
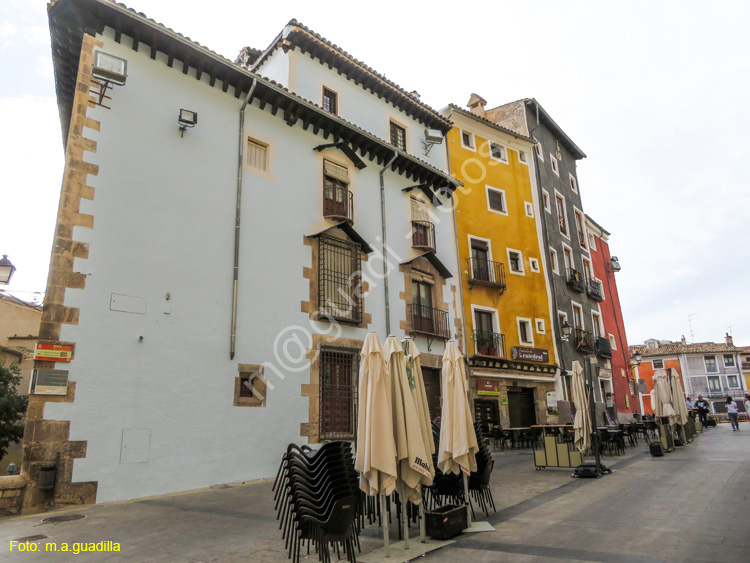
[355,332,398,496]
[384,336,432,504]
[403,338,435,474]
[670,370,690,425]
[571,360,591,454]
[652,369,676,422]
[437,341,478,475]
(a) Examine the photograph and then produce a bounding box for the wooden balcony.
[323,185,354,224]
[411,220,436,252]
[587,278,604,302]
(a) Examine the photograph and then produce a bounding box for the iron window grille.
[319,346,359,440]
[586,278,604,301]
[595,337,612,359]
[318,235,362,323]
[575,328,594,354]
[390,122,406,150]
[566,268,585,292]
[322,87,338,115]
[467,258,506,291]
[408,303,450,340]
[411,220,436,252]
[473,330,506,358]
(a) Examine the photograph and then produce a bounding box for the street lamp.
[0,255,16,285]
[561,320,573,341]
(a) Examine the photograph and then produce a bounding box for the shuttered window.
[487,188,506,213]
[410,195,430,222]
[247,138,268,171]
[324,160,349,183]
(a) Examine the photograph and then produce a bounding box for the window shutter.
[488,190,504,211]
[324,160,349,184]
[410,196,430,222]
[247,139,268,170]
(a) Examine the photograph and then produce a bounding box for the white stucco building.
[26,0,462,508]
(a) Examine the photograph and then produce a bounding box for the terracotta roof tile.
[629,342,749,357]
[444,104,535,144]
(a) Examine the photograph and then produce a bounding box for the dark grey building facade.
[488,99,611,423]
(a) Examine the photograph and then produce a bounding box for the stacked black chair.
[469,422,496,516]
[273,442,360,563]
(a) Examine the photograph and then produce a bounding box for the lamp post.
[0,255,16,285]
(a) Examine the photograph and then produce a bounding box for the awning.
[309,222,374,254]
[401,252,452,279]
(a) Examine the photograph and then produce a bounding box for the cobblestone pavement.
[1,423,747,562]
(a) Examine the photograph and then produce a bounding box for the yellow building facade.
[444,99,559,428]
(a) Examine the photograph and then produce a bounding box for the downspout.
[230,78,257,359]
[380,151,398,335]
[444,136,469,358]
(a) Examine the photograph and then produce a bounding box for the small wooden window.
[519,320,532,344]
[319,347,358,440]
[534,143,543,161]
[550,155,559,176]
[487,188,506,213]
[234,364,266,407]
[653,359,664,369]
[550,248,559,273]
[556,195,568,236]
[247,138,268,171]
[490,142,506,161]
[390,122,406,150]
[508,251,522,272]
[323,87,338,115]
[519,150,527,163]
[461,130,475,150]
[542,190,550,212]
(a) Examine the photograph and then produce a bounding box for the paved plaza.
[1,424,748,562]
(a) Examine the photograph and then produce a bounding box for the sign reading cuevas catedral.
[34,342,74,362]
[510,346,549,363]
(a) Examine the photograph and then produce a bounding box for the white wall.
[45,28,459,503]
[259,47,448,172]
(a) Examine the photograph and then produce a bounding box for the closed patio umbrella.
[670,370,690,426]
[571,360,591,454]
[355,332,397,555]
[652,369,676,422]
[384,336,432,504]
[437,341,478,476]
[403,338,435,474]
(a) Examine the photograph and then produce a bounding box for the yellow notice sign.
[34,342,74,362]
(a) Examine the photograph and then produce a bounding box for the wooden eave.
[48,0,458,192]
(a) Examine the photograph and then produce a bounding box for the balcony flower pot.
[425,504,468,540]
[648,441,664,457]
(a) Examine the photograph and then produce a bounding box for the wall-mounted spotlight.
[178,109,198,137]
[422,128,444,156]
[609,256,622,272]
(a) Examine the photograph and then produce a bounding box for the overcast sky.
[1,0,749,347]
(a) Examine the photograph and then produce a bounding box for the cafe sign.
[34,342,74,362]
[477,378,500,396]
[510,346,549,363]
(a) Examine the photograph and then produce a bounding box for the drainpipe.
[380,151,398,336]
[230,78,257,360]
[444,136,469,358]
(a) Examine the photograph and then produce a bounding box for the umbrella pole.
[380,492,390,557]
[419,502,426,543]
[584,357,602,474]
[463,471,472,527]
[400,481,410,550]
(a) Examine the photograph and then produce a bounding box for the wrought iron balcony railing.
[473,330,506,358]
[323,185,354,224]
[595,336,612,358]
[408,303,450,340]
[411,220,436,252]
[575,328,594,354]
[567,268,585,293]
[467,258,506,292]
[587,278,604,302]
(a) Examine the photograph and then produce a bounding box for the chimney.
[725,333,733,346]
[467,93,487,117]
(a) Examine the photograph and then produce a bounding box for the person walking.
[744,394,750,418]
[726,397,740,431]
[695,395,710,428]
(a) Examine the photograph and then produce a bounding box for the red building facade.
[586,216,639,420]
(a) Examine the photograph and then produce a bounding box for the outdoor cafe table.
[530,425,583,470]
[505,427,532,449]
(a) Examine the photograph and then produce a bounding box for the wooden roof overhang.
[48,0,459,192]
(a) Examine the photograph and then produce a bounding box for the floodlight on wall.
[609,256,622,272]
[93,51,128,85]
[422,128,444,156]
[178,109,198,137]
[0,255,16,285]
